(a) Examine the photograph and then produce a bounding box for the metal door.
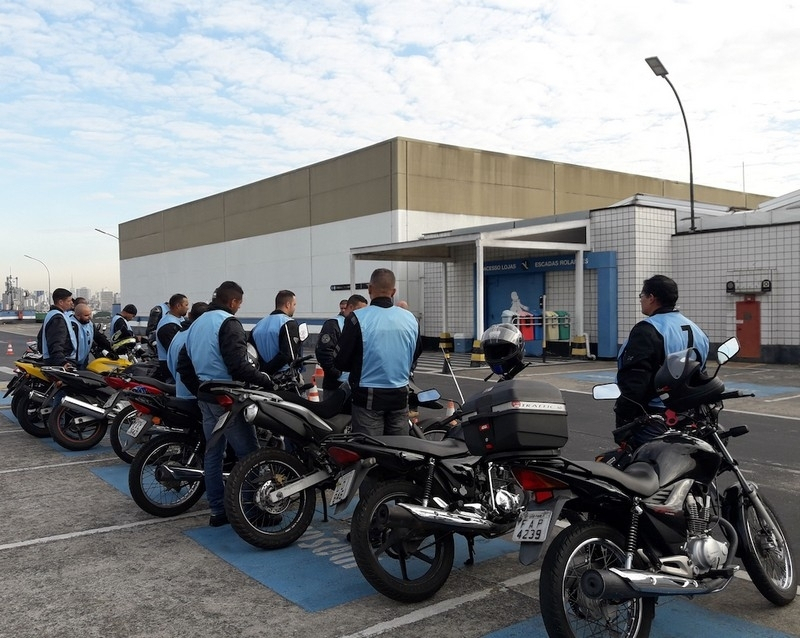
[735,298,761,359]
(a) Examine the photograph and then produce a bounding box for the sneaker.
[209,512,229,527]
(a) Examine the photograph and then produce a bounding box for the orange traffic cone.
[307,382,320,402]
[5,343,12,356]
[313,363,324,384]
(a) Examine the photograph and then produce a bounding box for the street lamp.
[645,56,696,232]
[94,228,119,240]
[24,254,52,304]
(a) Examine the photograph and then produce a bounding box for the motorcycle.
[125,355,316,518]
[507,337,796,638]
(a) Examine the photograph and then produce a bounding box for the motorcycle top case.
[461,379,568,455]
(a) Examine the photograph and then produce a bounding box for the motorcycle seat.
[570,460,660,497]
[372,435,471,459]
[130,376,176,395]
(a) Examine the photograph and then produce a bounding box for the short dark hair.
[52,288,72,303]
[275,290,295,308]
[213,281,244,305]
[73,297,87,305]
[188,301,209,321]
[122,304,138,314]
[168,293,188,308]
[347,294,368,307]
[642,275,678,307]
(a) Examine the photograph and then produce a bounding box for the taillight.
[104,376,128,390]
[326,446,362,466]
[215,395,234,409]
[512,467,567,504]
[129,400,152,415]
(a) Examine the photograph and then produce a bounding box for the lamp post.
[94,228,119,240]
[645,56,696,232]
[24,254,51,306]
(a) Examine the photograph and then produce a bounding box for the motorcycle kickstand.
[318,487,329,522]
[464,536,476,566]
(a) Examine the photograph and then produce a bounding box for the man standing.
[37,288,76,366]
[109,304,138,346]
[335,269,422,436]
[155,293,189,380]
[315,294,367,392]
[166,301,208,400]
[177,281,273,527]
[70,302,115,369]
[615,274,709,444]
[251,289,302,374]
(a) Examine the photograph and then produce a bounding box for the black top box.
[461,379,568,455]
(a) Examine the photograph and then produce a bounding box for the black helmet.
[654,348,724,412]
[480,323,525,376]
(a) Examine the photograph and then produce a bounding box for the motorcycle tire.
[128,432,205,517]
[10,383,27,416]
[539,521,655,638]
[14,391,50,438]
[224,447,316,550]
[738,493,797,606]
[48,403,109,451]
[109,404,146,464]
[350,479,455,603]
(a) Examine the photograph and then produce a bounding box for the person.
[176,281,274,527]
[396,300,410,310]
[69,302,116,369]
[615,274,710,444]
[37,288,76,366]
[334,268,422,436]
[166,301,208,399]
[250,289,302,374]
[145,301,170,347]
[338,299,348,315]
[155,293,189,380]
[315,294,367,392]
[109,304,138,345]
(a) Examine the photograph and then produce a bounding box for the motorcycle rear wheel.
[350,480,455,603]
[739,493,797,606]
[540,521,655,638]
[14,392,50,438]
[48,403,108,451]
[128,432,205,517]
[225,447,316,549]
[109,405,146,464]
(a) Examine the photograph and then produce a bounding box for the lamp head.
[645,56,668,77]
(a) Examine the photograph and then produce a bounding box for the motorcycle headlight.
[243,404,259,423]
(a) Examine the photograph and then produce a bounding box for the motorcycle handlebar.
[718,390,755,400]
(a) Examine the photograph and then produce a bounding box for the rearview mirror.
[298,323,309,342]
[592,383,621,400]
[417,389,441,403]
[716,337,739,365]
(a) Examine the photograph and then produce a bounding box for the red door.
[735,299,761,359]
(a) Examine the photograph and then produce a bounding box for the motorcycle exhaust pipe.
[28,390,49,405]
[580,568,730,599]
[378,503,495,532]
[60,396,108,419]
[155,464,205,482]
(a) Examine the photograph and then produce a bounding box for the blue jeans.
[199,401,258,516]
[351,404,409,437]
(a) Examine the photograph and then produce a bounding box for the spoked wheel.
[224,448,316,549]
[540,522,655,638]
[128,432,205,517]
[14,392,50,438]
[738,493,797,606]
[110,405,145,464]
[350,480,455,603]
[47,403,108,451]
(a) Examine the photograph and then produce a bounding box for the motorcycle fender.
[332,459,377,515]
[518,496,569,566]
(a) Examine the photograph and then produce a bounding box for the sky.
[2,0,799,295]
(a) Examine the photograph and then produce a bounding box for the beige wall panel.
[225,199,311,240]
[555,164,663,200]
[310,176,393,224]
[121,233,165,260]
[557,192,624,214]
[225,169,310,212]
[160,195,225,252]
[310,142,393,193]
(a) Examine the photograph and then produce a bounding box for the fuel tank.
[631,432,720,487]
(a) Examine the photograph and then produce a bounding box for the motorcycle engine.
[494,488,523,514]
[686,536,729,572]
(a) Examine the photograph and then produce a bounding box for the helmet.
[480,323,525,376]
[653,348,724,412]
[111,336,137,353]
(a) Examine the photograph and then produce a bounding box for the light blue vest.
[251,313,291,371]
[353,305,419,388]
[42,309,78,361]
[155,313,184,361]
[70,316,95,365]
[109,314,130,340]
[167,328,193,399]
[185,309,233,382]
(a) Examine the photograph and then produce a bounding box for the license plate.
[127,417,149,438]
[329,470,356,506]
[512,510,553,543]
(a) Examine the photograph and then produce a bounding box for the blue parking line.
[91,464,133,497]
[484,598,797,637]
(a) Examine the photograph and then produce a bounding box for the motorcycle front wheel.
[738,493,797,606]
[48,403,108,451]
[350,480,455,603]
[540,521,655,638]
[224,447,316,550]
[109,405,145,464]
[14,391,50,438]
[128,432,205,517]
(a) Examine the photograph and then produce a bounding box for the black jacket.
[37,306,74,366]
[315,316,344,390]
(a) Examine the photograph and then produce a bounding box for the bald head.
[73,303,92,324]
[368,268,396,299]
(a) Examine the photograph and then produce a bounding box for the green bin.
[556,311,570,340]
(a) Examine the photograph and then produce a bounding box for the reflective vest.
[353,305,419,388]
[251,313,291,371]
[185,309,233,382]
[70,316,95,365]
[42,309,77,361]
[167,328,194,399]
[155,313,184,361]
